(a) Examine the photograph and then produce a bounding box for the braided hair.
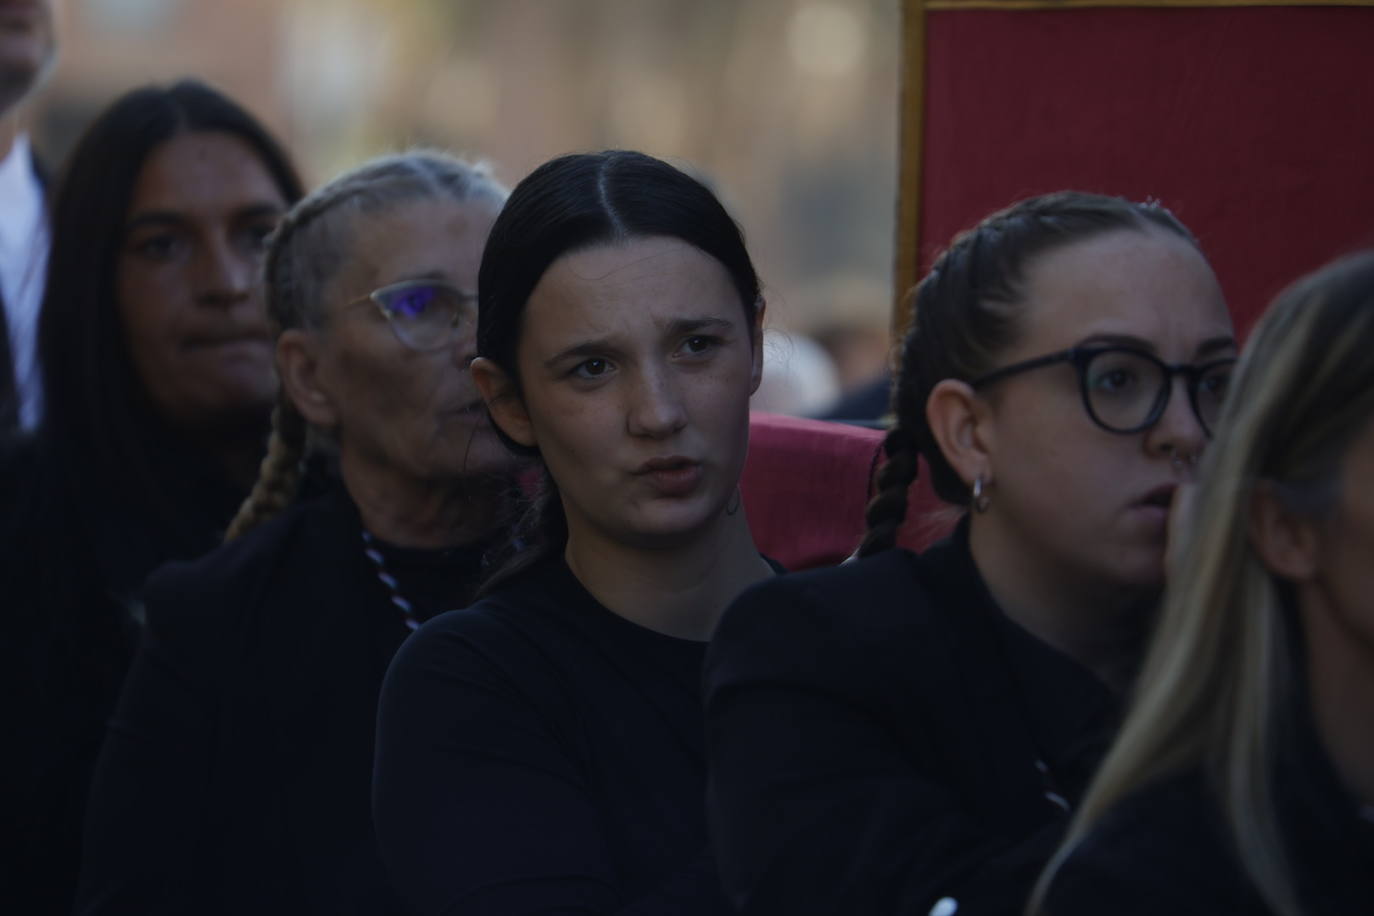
[224,151,507,541]
[856,191,1197,558]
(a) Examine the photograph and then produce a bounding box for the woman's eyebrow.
[1076,332,1238,358]
[125,201,285,233]
[1196,335,1238,357]
[664,316,733,336]
[544,337,622,368]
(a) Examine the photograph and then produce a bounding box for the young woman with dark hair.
[703,192,1237,916]
[0,79,302,914]
[75,151,512,915]
[372,149,773,915]
[1035,251,1374,916]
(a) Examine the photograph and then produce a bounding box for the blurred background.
[32,0,902,414]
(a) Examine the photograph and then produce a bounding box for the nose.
[1146,375,1208,468]
[627,364,688,439]
[197,235,255,308]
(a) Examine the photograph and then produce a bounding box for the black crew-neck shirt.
[373,555,733,915]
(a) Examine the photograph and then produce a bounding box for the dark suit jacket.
[704,523,1121,916]
[75,487,474,915]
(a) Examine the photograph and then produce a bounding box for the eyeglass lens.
[375,284,471,350]
[1084,350,1232,433]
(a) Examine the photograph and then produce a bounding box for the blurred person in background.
[1036,251,1374,916]
[0,79,302,913]
[76,151,515,915]
[0,0,57,429]
[751,328,840,416]
[813,318,894,425]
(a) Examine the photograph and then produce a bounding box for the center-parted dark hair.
[857,191,1198,558]
[0,80,303,724]
[39,79,302,487]
[38,79,302,506]
[475,150,762,586]
[22,79,303,586]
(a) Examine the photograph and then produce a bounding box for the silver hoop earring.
[972,475,991,514]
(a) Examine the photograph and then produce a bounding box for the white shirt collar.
[0,133,46,259]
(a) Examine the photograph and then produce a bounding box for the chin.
[621,498,728,548]
[1112,547,1168,591]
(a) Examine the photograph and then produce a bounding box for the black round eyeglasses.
[970,345,1237,437]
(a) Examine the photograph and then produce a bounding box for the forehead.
[128,130,284,216]
[330,197,498,296]
[521,237,741,347]
[1012,227,1233,354]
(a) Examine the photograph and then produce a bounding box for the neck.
[1303,586,1374,807]
[340,449,502,550]
[564,502,775,642]
[969,514,1155,693]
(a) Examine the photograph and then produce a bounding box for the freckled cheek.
[539,395,621,471]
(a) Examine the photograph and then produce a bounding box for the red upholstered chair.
[742,412,950,571]
[896,1,1374,338]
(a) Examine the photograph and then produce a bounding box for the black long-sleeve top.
[76,486,487,914]
[1044,698,1374,915]
[704,522,1122,916]
[373,555,734,916]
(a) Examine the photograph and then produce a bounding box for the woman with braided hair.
[76,150,515,914]
[704,191,1237,916]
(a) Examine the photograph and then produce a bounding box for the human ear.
[471,357,537,448]
[748,298,767,395]
[925,378,994,490]
[277,329,338,429]
[1247,482,1320,583]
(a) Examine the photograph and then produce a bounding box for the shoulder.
[714,549,931,652]
[141,496,334,634]
[393,573,564,670]
[1047,772,1258,915]
[707,549,936,692]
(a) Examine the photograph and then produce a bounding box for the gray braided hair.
[225,150,507,541]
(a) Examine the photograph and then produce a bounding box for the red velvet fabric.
[743,413,949,570]
[920,6,1374,335]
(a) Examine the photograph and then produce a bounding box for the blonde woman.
[1036,251,1374,916]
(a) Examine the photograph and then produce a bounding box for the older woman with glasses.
[704,192,1236,916]
[75,151,515,915]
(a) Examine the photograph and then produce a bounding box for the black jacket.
[76,487,486,915]
[704,524,1121,916]
[1043,704,1374,915]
